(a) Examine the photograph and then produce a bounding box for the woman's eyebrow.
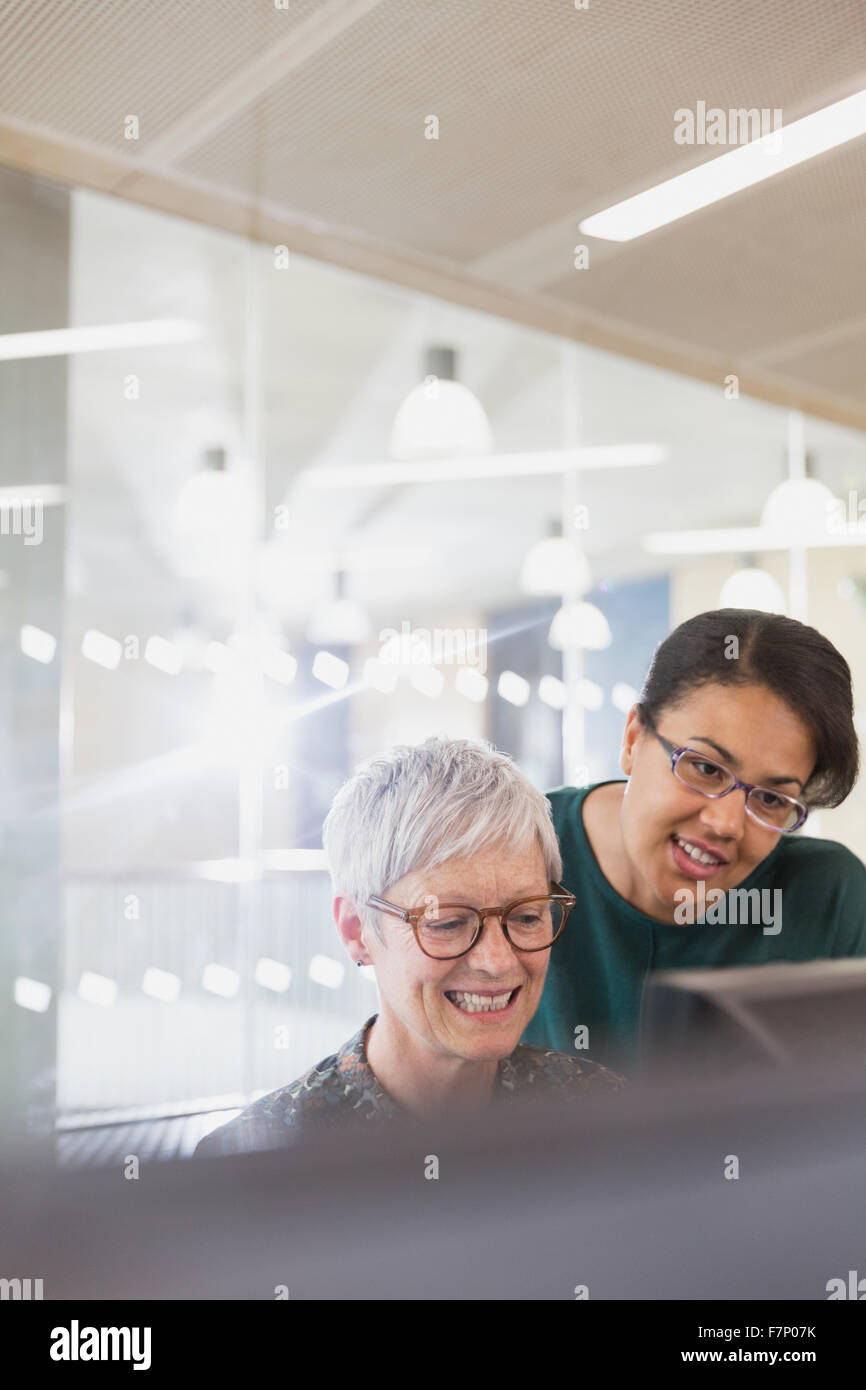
[690,734,735,763]
[416,885,545,906]
[689,735,805,790]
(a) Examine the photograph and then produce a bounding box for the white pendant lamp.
[548,600,612,651]
[307,570,372,646]
[520,519,592,596]
[719,565,787,613]
[388,346,493,460]
[171,445,253,582]
[760,475,838,544]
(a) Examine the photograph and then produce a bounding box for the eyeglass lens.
[674,751,802,830]
[417,898,566,957]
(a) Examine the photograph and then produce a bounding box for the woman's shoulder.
[193,1017,392,1157]
[546,780,624,826]
[503,1044,627,1095]
[547,779,622,803]
[765,834,866,955]
[191,1067,322,1158]
[772,832,866,885]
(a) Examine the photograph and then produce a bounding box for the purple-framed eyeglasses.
[640,707,809,833]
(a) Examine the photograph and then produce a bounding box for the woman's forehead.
[394,843,548,901]
[660,682,815,776]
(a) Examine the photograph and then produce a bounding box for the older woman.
[195,737,623,1156]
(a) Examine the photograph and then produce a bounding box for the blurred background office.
[1,0,864,1164]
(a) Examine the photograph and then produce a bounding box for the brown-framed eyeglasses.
[366,883,577,960]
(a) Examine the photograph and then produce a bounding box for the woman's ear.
[334,897,370,967]
[620,704,644,776]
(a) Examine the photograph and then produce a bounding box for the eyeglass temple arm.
[366,895,408,922]
[648,725,679,761]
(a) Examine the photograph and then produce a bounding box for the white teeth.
[448,990,514,1014]
[675,836,721,867]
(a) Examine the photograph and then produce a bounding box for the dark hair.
[636,609,859,809]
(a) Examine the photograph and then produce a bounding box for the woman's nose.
[469,913,520,968]
[698,788,747,840]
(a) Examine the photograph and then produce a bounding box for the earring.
[356,959,364,968]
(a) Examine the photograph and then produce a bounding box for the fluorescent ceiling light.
[575,678,604,711]
[580,88,866,241]
[142,968,182,1004]
[0,484,67,506]
[644,527,866,554]
[204,640,232,673]
[264,849,328,871]
[254,958,292,993]
[197,859,260,883]
[308,954,344,990]
[362,658,400,693]
[14,976,52,1013]
[258,544,431,593]
[498,670,531,706]
[144,635,183,675]
[611,682,639,714]
[20,624,56,664]
[410,665,445,698]
[538,675,568,710]
[202,964,240,998]
[0,319,203,361]
[455,667,489,702]
[312,650,349,688]
[78,971,118,1007]
[260,644,298,685]
[81,628,122,670]
[302,444,665,488]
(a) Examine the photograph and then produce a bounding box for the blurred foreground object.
[641,958,866,1078]
[2,1054,865,1299]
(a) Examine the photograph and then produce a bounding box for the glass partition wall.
[3,177,865,1154]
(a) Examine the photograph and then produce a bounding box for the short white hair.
[322,736,562,933]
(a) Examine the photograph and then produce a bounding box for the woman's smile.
[669,831,731,881]
[444,985,523,1018]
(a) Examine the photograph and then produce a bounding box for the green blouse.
[521,781,866,1070]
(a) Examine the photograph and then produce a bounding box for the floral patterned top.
[194,1014,626,1157]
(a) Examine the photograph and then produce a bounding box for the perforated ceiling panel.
[0,0,320,150]
[548,139,866,363]
[175,0,866,267]
[2,0,866,421]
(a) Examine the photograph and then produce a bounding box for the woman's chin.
[440,1001,527,1054]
